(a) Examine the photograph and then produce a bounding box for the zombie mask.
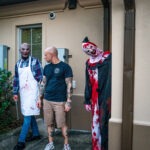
[20,43,30,59]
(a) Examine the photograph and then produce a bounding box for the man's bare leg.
[44,125,55,150]
[61,125,69,144]
[47,125,54,143]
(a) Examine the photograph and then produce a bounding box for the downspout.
[121,0,135,150]
[101,0,111,51]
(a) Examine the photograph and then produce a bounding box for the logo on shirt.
[54,68,60,74]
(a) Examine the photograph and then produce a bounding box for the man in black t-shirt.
[37,46,73,150]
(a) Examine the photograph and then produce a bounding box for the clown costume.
[82,37,111,150]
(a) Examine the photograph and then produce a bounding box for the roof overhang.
[0,0,102,18]
[0,0,38,6]
[0,0,67,18]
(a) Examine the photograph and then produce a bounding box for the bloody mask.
[20,43,30,59]
[82,37,102,57]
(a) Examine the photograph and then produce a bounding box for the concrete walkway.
[25,130,92,150]
[0,118,92,150]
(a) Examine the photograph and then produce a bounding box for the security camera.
[49,12,56,20]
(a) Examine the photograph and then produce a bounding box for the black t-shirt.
[43,61,73,102]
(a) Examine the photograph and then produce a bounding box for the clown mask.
[82,37,103,58]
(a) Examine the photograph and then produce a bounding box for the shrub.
[0,68,14,130]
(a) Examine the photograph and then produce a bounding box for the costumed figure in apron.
[13,43,43,150]
[82,37,111,150]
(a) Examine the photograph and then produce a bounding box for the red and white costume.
[82,37,111,150]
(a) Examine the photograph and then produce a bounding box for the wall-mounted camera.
[49,11,56,20]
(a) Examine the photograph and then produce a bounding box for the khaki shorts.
[43,99,66,128]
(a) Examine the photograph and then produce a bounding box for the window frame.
[17,24,42,60]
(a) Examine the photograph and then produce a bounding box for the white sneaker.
[63,144,71,150]
[44,142,55,150]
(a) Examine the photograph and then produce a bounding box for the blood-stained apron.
[18,56,40,116]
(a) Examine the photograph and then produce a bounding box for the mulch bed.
[0,119,23,134]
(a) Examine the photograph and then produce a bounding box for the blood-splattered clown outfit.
[82,37,111,150]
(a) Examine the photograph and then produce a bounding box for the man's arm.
[13,63,19,93]
[39,75,47,99]
[13,62,20,101]
[65,77,73,112]
[84,62,92,111]
[32,58,43,83]
[65,77,73,102]
[37,75,46,108]
[84,62,92,105]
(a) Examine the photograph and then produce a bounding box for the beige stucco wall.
[110,0,150,150]
[109,0,124,150]
[134,0,150,126]
[111,0,124,122]
[0,2,103,96]
[133,0,150,150]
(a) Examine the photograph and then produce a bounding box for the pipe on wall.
[101,0,111,51]
[121,0,135,150]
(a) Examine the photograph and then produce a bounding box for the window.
[18,24,42,62]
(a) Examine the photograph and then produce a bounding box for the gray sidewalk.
[25,130,92,150]
[0,118,92,150]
